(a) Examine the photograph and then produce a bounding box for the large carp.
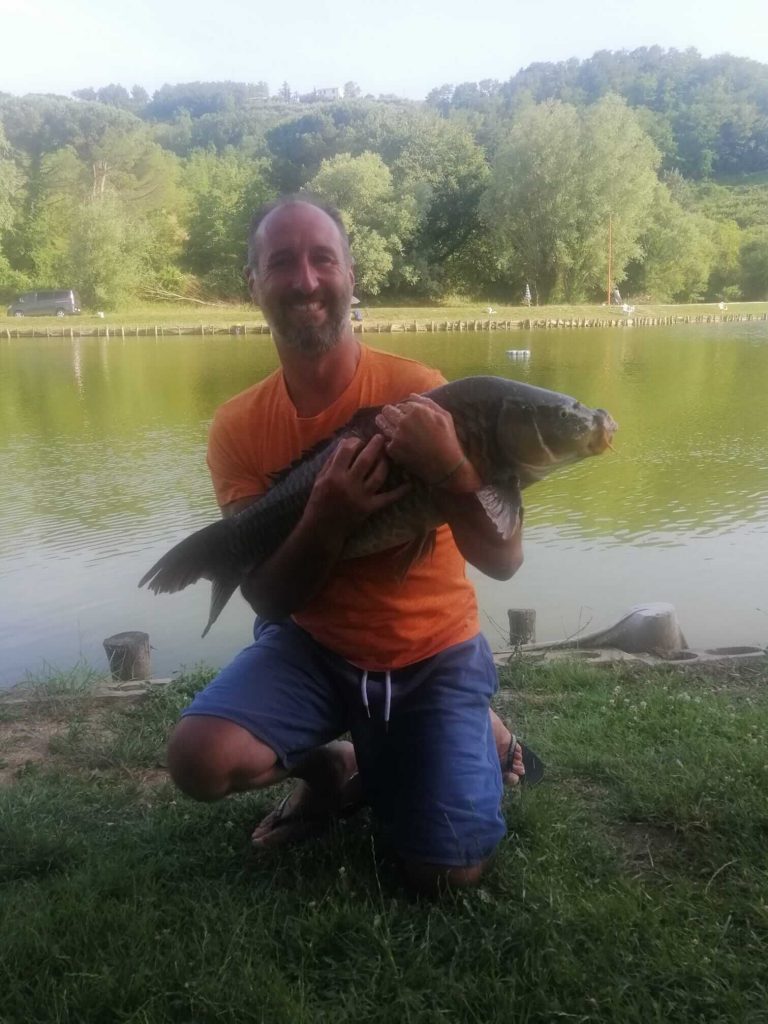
[139,376,617,636]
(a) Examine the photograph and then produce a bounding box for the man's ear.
[244,265,260,303]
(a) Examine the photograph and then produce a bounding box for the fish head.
[496,388,618,484]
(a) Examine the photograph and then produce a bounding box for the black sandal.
[504,734,545,786]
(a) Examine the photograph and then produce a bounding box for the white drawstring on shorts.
[360,669,392,729]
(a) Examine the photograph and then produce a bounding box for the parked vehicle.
[7,290,82,317]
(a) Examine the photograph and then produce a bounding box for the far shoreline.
[2,299,767,339]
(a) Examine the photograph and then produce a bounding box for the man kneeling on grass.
[165,196,544,894]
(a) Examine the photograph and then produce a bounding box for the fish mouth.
[588,410,619,454]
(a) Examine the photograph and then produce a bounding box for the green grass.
[2,660,767,1021]
[1,299,767,333]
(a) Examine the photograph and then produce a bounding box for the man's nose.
[292,255,320,293]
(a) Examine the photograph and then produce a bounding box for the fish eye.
[559,409,568,419]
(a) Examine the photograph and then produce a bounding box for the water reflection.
[1,324,767,685]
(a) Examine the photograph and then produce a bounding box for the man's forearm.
[431,489,523,580]
[240,507,349,619]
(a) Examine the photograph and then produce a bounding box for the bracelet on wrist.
[430,454,468,488]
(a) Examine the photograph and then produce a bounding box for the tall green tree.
[392,118,490,295]
[182,148,273,296]
[306,151,417,294]
[481,95,659,302]
[9,123,186,307]
[740,231,768,299]
[0,122,25,288]
[625,183,714,301]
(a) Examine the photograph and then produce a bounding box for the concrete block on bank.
[493,602,767,670]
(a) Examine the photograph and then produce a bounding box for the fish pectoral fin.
[389,530,437,580]
[201,577,240,638]
[476,483,523,540]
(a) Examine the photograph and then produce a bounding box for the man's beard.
[268,288,352,357]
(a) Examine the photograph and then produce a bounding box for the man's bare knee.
[402,859,489,896]
[167,715,282,801]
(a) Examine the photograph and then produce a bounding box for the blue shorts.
[182,619,505,867]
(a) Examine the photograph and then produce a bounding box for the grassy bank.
[1,660,767,1022]
[2,299,768,332]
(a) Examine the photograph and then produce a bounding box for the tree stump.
[508,608,536,646]
[103,631,151,681]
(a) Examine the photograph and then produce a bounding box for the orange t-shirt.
[206,344,480,669]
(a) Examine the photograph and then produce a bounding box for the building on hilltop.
[299,86,341,103]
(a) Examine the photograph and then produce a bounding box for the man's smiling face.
[249,202,355,356]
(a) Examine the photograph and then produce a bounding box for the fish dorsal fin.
[266,406,382,486]
[476,483,523,540]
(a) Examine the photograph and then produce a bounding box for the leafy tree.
[0,123,21,236]
[265,101,432,192]
[424,85,454,117]
[266,111,342,191]
[625,183,714,301]
[67,195,148,308]
[392,117,490,295]
[145,82,269,121]
[740,231,768,299]
[706,218,742,299]
[344,82,361,100]
[181,148,273,295]
[306,151,417,293]
[7,119,186,306]
[446,47,768,180]
[481,95,659,302]
[0,122,25,289]
[94,84,133,109]
[0,94,141,161]
[131,85,150,109]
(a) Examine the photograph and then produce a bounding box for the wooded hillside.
[1,48,766,309]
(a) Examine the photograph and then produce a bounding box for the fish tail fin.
[138,519,235,595]
[201,578,240,638]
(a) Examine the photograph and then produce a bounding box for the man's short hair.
[246,193,352,273]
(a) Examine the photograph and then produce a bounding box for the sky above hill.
[2,0,766,100]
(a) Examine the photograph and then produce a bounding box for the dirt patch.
[610,820,681,874]
[0,714,67,784]
[0,699,156,786]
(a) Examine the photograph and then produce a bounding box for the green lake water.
[1,323,767,686]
